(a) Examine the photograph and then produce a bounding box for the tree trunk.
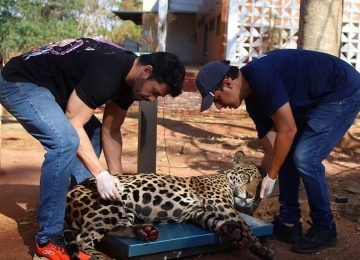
[297,0,356,148]
[297,0,343,56]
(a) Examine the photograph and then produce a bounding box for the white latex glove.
[96,171,122,201]
[260,174,276,199]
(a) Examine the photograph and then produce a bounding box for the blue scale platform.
[100,213,273,260]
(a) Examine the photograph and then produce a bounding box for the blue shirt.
[240,49,360,139]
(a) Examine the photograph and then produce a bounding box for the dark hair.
[214,60,239,91]
[138,52,185,97]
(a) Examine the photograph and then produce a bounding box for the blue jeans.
[278,88,360,229]
[0,73,101,244]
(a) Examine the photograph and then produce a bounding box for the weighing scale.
[100,212,273,260]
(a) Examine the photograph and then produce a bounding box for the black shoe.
[270,216,302,243]
[293,221,338,253]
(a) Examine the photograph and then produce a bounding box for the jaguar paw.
[220,221,253,249]
[135,225,159,241]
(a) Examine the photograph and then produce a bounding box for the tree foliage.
[77,0,119,37]
[142,12,176,52]
[0,0,143,61]
[103,20,142,45]
[119,0,142,10]
[1,0,84,59]
[105,0,143,46]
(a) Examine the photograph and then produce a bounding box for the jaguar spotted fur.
[63,151,274,260]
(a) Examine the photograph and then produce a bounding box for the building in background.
[114,0,360,70]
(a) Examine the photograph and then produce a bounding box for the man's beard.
[131,77,146,101]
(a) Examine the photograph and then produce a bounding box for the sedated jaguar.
[63,151,275,260]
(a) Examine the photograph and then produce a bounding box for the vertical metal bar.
[137,0,169,173]
[137,100,158,173]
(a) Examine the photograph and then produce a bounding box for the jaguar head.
[225,150,266,215]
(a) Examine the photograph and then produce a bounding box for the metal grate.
[227,0,360,71]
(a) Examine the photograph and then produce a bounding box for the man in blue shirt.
[196,49,360,254]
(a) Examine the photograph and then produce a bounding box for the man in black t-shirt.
[0,37,185,260]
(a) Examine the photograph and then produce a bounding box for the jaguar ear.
[233,150,247,165]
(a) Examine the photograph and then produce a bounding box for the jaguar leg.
[106,224,159,241]
[76,229,106,260]
[218,220,275,260]
[79,242,105,260]
[189,209,274,260]
[63,227,81,260]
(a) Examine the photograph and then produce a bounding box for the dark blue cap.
[196,61,230,112]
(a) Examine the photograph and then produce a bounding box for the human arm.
[101,102,128,175]
[268,102,297,179]
[259,128,276,172]
[259,102,297,198]
[66,90,121,200]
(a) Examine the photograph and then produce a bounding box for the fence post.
[137,101,157,173]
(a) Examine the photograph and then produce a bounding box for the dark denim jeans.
[0,73,101,243]
[278,89,360,229]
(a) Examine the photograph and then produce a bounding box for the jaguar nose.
[246,190,254,198]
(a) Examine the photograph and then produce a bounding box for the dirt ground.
[0,109,359,260]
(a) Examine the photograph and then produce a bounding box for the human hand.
[260,174,276,199]
[96,171,122,201]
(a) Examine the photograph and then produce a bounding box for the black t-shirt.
[1,37,136,110]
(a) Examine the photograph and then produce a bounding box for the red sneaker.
[33,235,90,260]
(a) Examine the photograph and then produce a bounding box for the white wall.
[143,0,158,11]
[165,14,196,63]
